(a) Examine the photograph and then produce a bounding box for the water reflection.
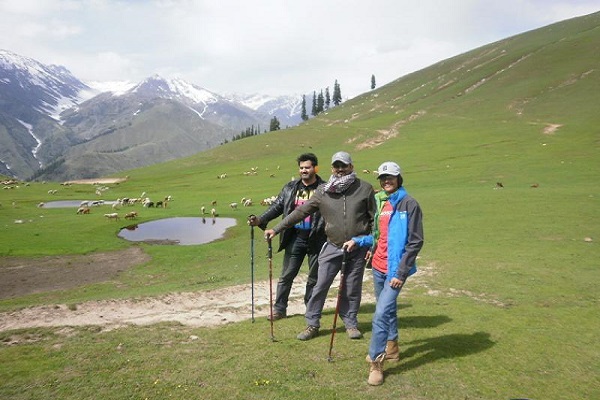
[43,200,117,208]
[118,217,236,245]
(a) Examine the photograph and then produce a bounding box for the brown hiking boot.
[366,353,386,386]
[385,339,400,361]
[346,327,363,339]
[297,325,319,341]
[266,312,286,321]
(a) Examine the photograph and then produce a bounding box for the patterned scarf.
[323,172,357,193]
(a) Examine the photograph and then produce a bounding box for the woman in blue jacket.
[348,161,424,386]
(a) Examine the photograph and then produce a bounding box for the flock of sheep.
[72,194,174,221]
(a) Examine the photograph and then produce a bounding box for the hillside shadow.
[387,332,495,374]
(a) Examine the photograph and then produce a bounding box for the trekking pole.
[267,237,276,342]
[250,223,255,323]
[327,248,348,362]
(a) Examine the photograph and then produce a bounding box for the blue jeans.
[369,268,403,359]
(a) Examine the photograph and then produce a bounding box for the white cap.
[376,161,402,177]
[331,151,352,165]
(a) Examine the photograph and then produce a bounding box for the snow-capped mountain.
[0,49,96,120]
[0,50,305,181]
[225,92,302,127]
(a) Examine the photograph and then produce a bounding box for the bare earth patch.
[62,177,129,185]
[543,123,562,135]
[0,247,150,299]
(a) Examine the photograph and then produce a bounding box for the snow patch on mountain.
[225,92,302,117]
[166,77,218,104]
[87,80,134,96]
[17,119,42,167]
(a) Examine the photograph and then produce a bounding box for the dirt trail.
[0,278,368,332]
[0,248,375,332]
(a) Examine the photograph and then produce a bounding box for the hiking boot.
[366,353,386,386]
[266,312,286,321]
[347,327,363,339]
[385,339,400,361]
[297,325,319,341]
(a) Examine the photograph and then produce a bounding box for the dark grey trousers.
[304,242,367,328]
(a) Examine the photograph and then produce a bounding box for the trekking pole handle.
[267,237,272,259]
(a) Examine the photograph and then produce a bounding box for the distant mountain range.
[0,49,304,181]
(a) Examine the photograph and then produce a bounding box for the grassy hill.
[0,11,599,400]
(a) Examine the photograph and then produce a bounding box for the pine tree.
[301,95,309,121]
[317,89,324,114]
[332,80,342,106]
[371,74,376,90]
[325,87,331,110]
[269,116,280,131]
[311,91,318,116]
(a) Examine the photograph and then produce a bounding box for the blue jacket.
[354,187,424,281]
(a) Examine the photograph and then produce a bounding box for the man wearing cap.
[350,161,424,385]
[265,151,376,341]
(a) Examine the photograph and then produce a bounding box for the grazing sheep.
[201,205,206,215]
[495,182,504,189]
[211,200,217,206]
[104,213,119,221]
[77,207,90,214]
[243,198,253,207]
[156,200,163,208]
[260,195,277,206]
[230,202,238,210]
[37,202,45,208]
[211,208,217,217]
[124,211,138,220]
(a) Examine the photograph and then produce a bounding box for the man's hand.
[247,215,260,226]
[264,229,277,240]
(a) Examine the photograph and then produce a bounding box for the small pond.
[118,217,237,245]
[43,200,117,208]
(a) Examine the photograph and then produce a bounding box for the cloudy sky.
[1,0,598,98]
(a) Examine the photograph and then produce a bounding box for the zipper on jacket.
[343,194,347,241]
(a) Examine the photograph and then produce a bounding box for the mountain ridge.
[0,50,304,181]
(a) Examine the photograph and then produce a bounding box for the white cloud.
[0,0,598,98]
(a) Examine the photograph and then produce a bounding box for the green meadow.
[1,12,599,399]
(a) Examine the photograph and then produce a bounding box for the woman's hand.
[389,277,404,289]
[342,239,356,253]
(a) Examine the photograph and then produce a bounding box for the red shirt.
[372,200,393,274]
